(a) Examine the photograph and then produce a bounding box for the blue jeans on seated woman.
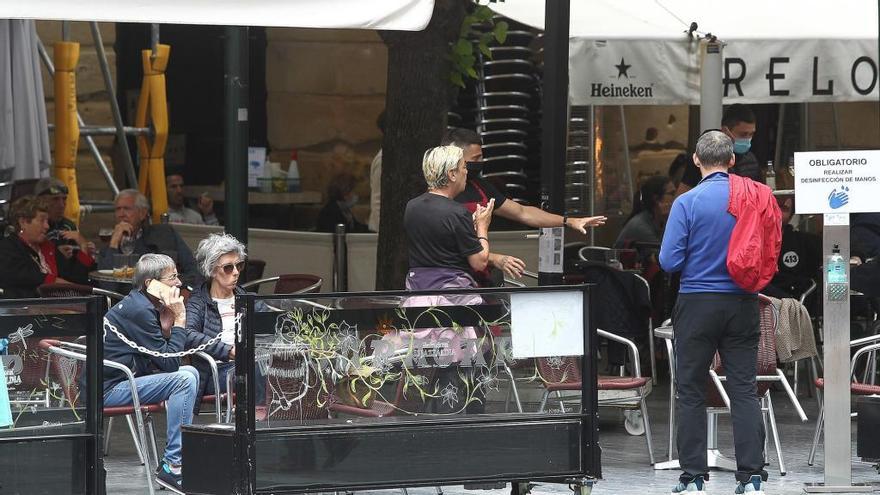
[103,365,199,466]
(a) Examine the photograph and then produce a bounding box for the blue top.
[659,172,749,294]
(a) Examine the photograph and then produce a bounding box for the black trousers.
[673,293,767,483]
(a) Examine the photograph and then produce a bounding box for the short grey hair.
[195,233,247,278]
[132,253,176,289]
[695,131,734,168]
[116,189,150,211]
[422,145,464,190]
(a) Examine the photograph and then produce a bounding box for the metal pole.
[804,216,872,493]
[538,0,569,286]
[61,21,70,42]
[37,38,120,196]
[224,27,249,246]
[699,39,723,132]
[49,124,151,137]
[773,104,785,175]
[333,224,348,292]
[831,103,842,150]
[619,106,633,214]
[588,106,595,246]
[802,103,811,150]
[150,24,160,62]
[90,22,139,189]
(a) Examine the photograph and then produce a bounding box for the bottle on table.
[765,160,776,190]
[287,149,301,192]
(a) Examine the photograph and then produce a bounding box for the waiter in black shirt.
[441,128,607,237]
[675,104,763,196]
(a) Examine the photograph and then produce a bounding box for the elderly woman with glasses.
[185,233,264,411]
[0,195,96,298]
[101,253,198,492]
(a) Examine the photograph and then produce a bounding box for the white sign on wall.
[794,150,880,214]
[510,290,583,358]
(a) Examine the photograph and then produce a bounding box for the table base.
[802,482,876,493]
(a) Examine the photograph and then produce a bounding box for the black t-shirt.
[404,192,482,271]
[680,151,762,188]
[454,177,507,213]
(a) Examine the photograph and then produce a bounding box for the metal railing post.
[333,224,348,292]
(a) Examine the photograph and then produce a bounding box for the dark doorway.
[115,24,267,187]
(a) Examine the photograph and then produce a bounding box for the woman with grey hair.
[184,233,263,410]
[102,253,198,492]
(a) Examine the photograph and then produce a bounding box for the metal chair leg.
[104,416,114,456]
[808,401,825,466]
[503,363,523,413]
[556,390,567,413]
[766,393,785,475]
[537,390,550,413]
[146,414,160,469]
[761,396,770,465]
[640,396,655,465]
[125,414,146,465]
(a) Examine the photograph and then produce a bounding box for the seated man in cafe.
[165,172,220,226]
[99,253,198,493]
[97,189,202,288]
[33,177,98,263]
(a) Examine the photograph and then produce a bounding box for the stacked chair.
[451,16,542,209]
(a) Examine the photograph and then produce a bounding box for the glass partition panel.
[242,286,591,426]
[0,297,102,495]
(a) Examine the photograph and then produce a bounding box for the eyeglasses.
[159,273,180,281]
[218,261,246,275]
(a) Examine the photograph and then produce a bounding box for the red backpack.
[727,174,782,293]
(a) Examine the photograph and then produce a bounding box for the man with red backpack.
[660,130,780,495]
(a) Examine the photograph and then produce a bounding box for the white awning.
[0,0,435,31]
[491,0,878,41]
[492,0,879,105]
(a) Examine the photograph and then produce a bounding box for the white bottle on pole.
[287,149,301,192]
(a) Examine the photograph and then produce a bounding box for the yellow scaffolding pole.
[135,44,171,224]
[53,41,81,226]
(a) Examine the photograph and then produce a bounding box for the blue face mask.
[733,138,751,154]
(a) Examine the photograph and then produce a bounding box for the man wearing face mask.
[675,104,762,196]
[316,172,368,233]
[440,128,606,285]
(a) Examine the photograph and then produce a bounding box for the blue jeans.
[104,365,199,466]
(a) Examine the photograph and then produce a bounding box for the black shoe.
[155,461,184,494]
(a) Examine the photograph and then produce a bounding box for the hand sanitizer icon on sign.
[828,186,849,209]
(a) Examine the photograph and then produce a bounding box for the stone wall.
[264,28,388,225]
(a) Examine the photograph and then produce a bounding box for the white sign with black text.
[794,150,880,214]
[572,39,879,106]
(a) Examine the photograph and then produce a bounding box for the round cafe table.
[88,270,133,286]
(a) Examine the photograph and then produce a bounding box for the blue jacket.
[660,172,748,294]
[101,289,186,393]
